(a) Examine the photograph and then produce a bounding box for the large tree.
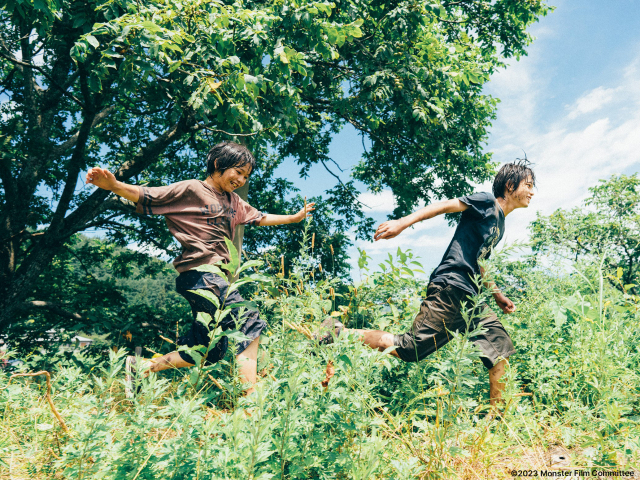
[0,0,549,331]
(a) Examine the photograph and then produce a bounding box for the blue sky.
[276,0,640,275]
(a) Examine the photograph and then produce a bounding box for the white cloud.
[358,189,397,213]
[484,51,640,245]
[567,86,617,119]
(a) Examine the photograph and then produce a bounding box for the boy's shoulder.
[461,191,495,203]
[152,178,201,191]
[460,191,500,219]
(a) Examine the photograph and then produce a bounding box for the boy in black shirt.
[316,160,535,406]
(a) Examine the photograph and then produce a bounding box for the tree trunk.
[0,239,63,332]
[231,181,249,282]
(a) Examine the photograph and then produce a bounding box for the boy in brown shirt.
[86,142,314,396]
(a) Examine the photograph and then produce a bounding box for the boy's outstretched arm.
[374,198,468,241]
[479,266,516,314]
[259,202,316,226]
[86,167,140,203]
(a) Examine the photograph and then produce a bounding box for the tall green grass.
[1,230,639,478]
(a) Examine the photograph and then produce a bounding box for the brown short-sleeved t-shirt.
[135,180,264,272]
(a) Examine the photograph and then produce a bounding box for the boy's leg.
[489,358,507,406]
[315,284,461,362]
[125,351,194,398]
[236,336,260,395]
[347,329,400,358]
[470,310,515,408]
[314,316,400,357]
[149,351,194,372]
[127,351,192,380]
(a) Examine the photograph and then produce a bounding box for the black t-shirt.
[429,192,505,295]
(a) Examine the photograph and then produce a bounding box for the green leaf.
[193,264,226,278]
[327,28,338,44]
[73,16,86,29]
[227,300,258,310]
[103,57,116,69]
[244,74,258,84]
[163,43,183,54]
[88,74,102,91]
[223,237,240,275]
[189,369,199,385]
[189,289,220,309]
[236,260,264,275]
[338,354,352,367]
[266,286,280,297]
[142,21,162,34]
[196,311,213,326]
[86,35,99,49]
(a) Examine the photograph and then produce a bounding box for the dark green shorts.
[393,282,515,368]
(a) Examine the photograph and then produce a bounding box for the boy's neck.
[496,195,515,217]
[205,175,224,193]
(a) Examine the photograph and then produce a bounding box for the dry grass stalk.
[9,371,69,433]
[283,320,312,339]
[144,346,162,356]
[207,374,224,391]
[321,360,334,390]
[158,334,175,344]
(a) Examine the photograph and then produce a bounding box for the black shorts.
[175,270,267,364]
[394,282,515,369]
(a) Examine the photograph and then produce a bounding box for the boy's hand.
[86,167,118,191]
[293,202,316,223]
[493,292,516,314]
[374,219,405,241]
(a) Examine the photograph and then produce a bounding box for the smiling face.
[509,176,535,208]
[210,163,252,193]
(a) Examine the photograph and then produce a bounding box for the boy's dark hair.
[206,141,256,176]
[493,158,536,198]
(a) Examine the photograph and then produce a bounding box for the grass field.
[2,243,639,479]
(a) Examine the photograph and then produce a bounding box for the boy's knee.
[382,332,395,346]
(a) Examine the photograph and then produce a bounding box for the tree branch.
[51,105,115,157]
[73,212,123,233]
[48,107,99,232]
[0,49,84,107]
[201,125,262,137]
[59,113,197,241]
[18,300,84,322]
[114,113,197,181]
[0,229,45,246]
[318,157,370,209]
